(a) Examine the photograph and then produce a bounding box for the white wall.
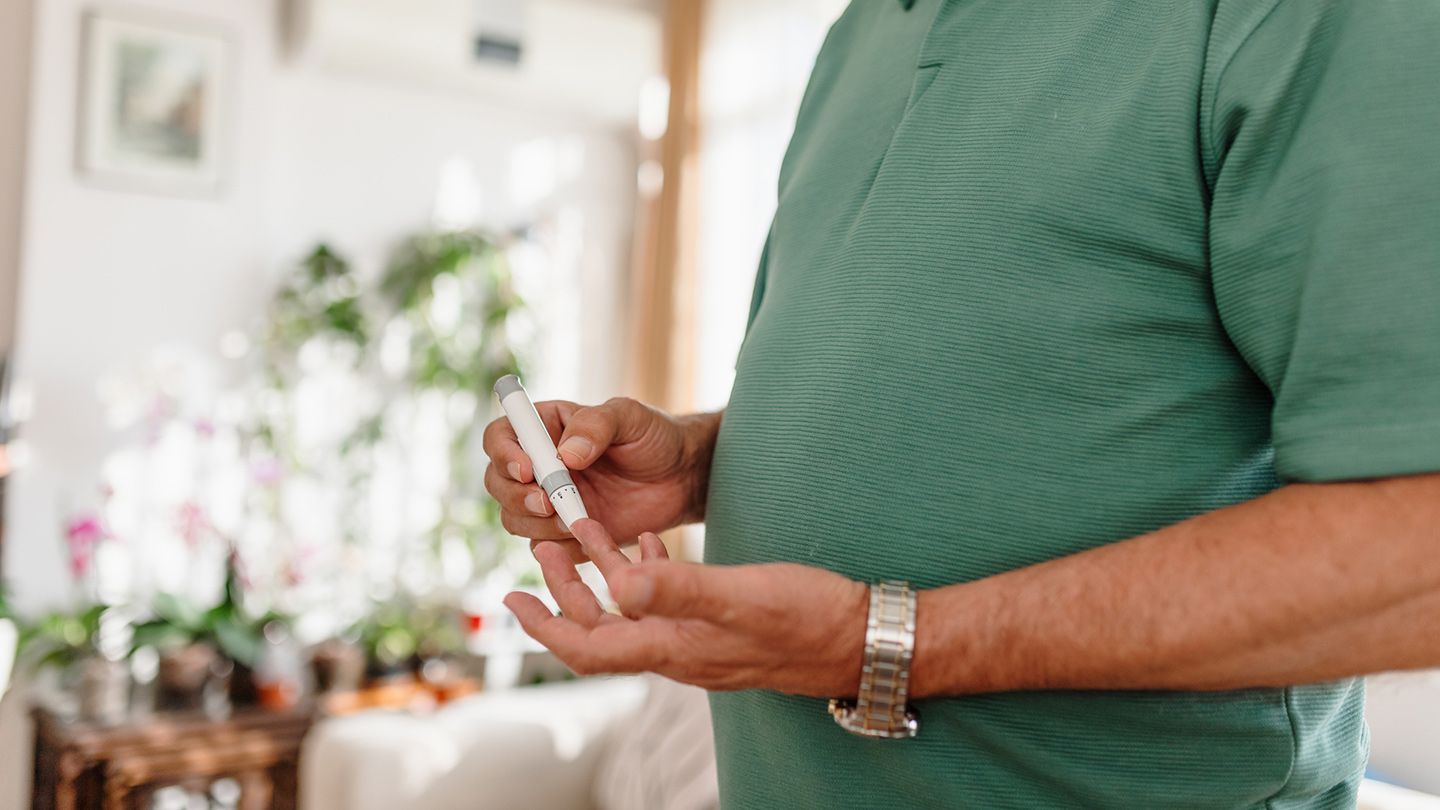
[3,0,639,612]
[0,0,641,805]
[4,0,278,616]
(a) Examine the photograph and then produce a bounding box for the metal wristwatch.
[828,580,920,739]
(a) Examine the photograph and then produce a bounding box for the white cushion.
[302,676,648,810]
[591,675,719,810]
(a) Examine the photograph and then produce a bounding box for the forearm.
[678,409,724,524]
[910,473,1440,698]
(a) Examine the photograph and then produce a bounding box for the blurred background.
[0,1,1433,809]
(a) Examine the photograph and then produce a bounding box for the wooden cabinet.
[31,706,313,810]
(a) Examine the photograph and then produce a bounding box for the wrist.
[831,579,869,695]
[909,589,948,699]
[909,581,1007,699]
[677,410,722,524]
[828,580,920,738]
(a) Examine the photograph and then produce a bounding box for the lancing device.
[493,375,590,530]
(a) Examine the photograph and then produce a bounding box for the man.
[484,0,1440,806]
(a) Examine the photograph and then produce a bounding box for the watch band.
[828,580,919,739]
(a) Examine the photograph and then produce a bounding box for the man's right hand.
[482,397,720,550]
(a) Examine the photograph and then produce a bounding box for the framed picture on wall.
[79,12,232,195]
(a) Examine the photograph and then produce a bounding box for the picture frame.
[78,11,232,196]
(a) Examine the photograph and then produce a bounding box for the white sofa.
[302,677,652,810]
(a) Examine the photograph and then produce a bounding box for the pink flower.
[194,418,216,439]
[251,458,284,486]
[283,546,319,587]
[175,500,213,549]
[64,513,109,582]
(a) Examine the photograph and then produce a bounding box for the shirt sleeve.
[1204,0,1440,483]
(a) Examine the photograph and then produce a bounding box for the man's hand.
[483,399,720,551]
[504,519,869,697]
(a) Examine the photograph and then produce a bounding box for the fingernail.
[572,523,593,548]
[506,462,522,480]
[558,437,592,465]
[525,491,549,515]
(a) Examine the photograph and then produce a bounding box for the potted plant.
[20,604,129,723]
[354,603,420,685]
[409,603,465,686]
[309,635,364,695]
[131,555,274,712]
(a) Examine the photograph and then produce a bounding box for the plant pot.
[310,639,364,694]
[363,656,413,688]
[203,657,235,719]
[156,643,220,712]
[229,661,260,708]
[76,656,129,725]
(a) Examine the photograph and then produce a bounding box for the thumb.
[612,562,741,623]
[557,398,654,470]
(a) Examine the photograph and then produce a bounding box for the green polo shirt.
[703,0,1440,807]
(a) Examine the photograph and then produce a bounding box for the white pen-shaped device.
[493,375,590,530]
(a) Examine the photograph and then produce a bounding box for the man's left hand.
[504,519,868,697]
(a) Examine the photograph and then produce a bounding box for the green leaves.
[352,599,463,668]
[265,244,370,357]
[354,604,418,668]
[380,231,522,394]
[154,592,207,632]
[14,603,108,672]
[128,556,283,669]
[212,615,263,668]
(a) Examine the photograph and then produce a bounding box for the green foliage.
[409,603,464,660]
[130,558,284,668]
[266,244,370,355]
[353,603,419,669]
[17,604,107,672]
[380,231,523,390]
[256,234,525,562]
[352,599,464,670]
[378,231,526,562]
[243,233,527,647]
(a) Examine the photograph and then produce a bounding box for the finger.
[556,397,656,470]
[571,519,633,581]
[532,400,578,443]
[500,510,572,541]
[482,401,578,483]
[611,562,745,624]
[481,417,533,483]
[505,592,668,676]
[533,538,591,565]
[504,591,592,659]
[639,532,670,562]
[534,542,605,626]
[485,463,552,517]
